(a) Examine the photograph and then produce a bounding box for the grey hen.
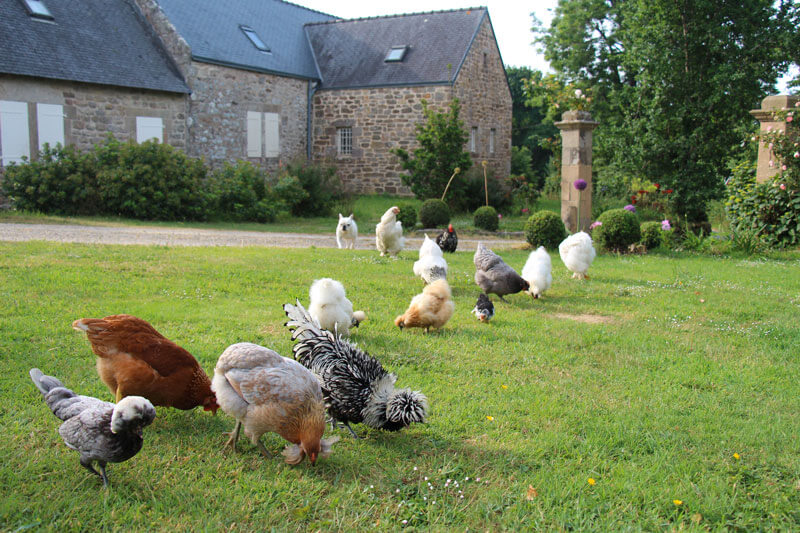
[30,368,155,487]
[473,243,529,301]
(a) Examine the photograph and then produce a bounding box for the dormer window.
[240,26,270,53]
[385,46,407,62]
[20,0,54,20]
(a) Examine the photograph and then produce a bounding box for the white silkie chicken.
[309,278,366,337]
[412,234,448,284]
[521,246,552,298]
[375,206,405,257]
[558,232,596,280]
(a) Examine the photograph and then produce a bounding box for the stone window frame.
[470,126,478,153]
[337,126,353,156]
[489,128,496,154]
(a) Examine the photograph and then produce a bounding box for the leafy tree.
[393,99,472,201]
[535,0,799,222]
[506,66,559,186]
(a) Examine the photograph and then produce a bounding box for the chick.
[521,246,553,298]
[30,368,155,487]
[309,278,366,336]
[395,279,455,333]
[471,293,495,322]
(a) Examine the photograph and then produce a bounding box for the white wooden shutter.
[264,112,279,158]
[0,100,30,166]
[247,111,262,157]
[37,103,65,150]
[136,116,163,143]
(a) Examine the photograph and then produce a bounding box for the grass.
[3,241,800,531]
[0,195,560,236]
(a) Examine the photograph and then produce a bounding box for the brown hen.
[72,314,219,413]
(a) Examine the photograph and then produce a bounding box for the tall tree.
[536,0,799,221]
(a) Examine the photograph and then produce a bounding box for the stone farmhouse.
[0,0,511,195]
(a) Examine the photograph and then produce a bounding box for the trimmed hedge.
[396,202,418,230]
[419,199,450,228]
[524,210,567,249]
[473,206,499,231]
[639,221,663,250]
[595,208,641,252]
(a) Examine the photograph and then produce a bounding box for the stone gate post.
[555,110,598,233]
[750,95,799,183]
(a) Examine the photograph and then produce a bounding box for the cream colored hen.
[212,342,338,465]
[375,206,405,257]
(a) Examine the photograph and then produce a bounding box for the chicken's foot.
[256,440,272,458]
[343,422,361,439]
[80,458,107,486]
[223,421,241,452]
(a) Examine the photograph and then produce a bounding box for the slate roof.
[0,0,189,94]
[305,8,488,90]
[154,0,337,80]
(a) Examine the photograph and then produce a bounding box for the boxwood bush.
[419,199,450,228]
[473,205,499,231]
[396,202,418,230]
[524,210,567,249]
[639,221,663,250]
[595,208,641,252]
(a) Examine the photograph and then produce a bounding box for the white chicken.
[558,231,596,280]
[521,246,552,298]
[308,278,366,337]
[375,206,404,257]
[412,234,448,284]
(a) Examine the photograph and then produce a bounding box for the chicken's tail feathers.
[351,310,367,328]
[387,389,428,426]
[284,300,326,343]
[29,368,64,396]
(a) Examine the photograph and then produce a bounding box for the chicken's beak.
[309,452,318,465]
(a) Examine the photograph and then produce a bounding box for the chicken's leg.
[255,439,272,458]
[80,457,104,483]
[115,386,123,403]
[97,462,110,488]
[343,422,361,439]
[223,420,241,451]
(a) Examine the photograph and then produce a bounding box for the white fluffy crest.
[522,246,553,298]
[111,396,155,434]
[309,278,347,307]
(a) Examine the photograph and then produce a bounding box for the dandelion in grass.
[486,415,494,421]
[674,499,683,506]
[734,453,740,460]
[588,478,596,486]
[501,384,508,389]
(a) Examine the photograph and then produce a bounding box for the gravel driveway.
[0,222,525,251]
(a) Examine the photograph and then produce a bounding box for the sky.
[294,0,558,73]
[294,1,795,94]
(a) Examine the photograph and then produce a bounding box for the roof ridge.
[304,6,486,27]
[277,0,338,19]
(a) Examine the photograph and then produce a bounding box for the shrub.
[272,174,308,217]
[419,199,450,228]
[595,208,641,252]
[524,210,567,249]
[639,221,663,250]
[455,167,513,212]
[96,139,208,221]
[1,144,98,215]
[396,202,418,230]
[282,160,343,217]
[473,206,499,231]
[207,161,272,222]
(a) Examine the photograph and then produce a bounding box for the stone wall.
[187,62,308,171]
[310,16,511,195]
[0,73,187,157]
[453,17,513,180]
[312,85,453,194]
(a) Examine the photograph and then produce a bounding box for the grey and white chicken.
[284,300,428,438]
[471,293,495,322]
[473,242,529,301]
[412,234,448,284]
[29,368,155,487]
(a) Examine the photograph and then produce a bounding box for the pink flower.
[794,152,800,159]
[498,213,502,219]
[521,208,529,213]
[661,219,671,231]
[787,115,793,123]
[782,165,788,171]
[624,204,636,213]
[769,160,775,168]
[589,221,602,230]
[780,183,787,190]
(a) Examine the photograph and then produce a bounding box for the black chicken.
[284,301,428,438]
[435,224,458,253]
[29,368,156,487]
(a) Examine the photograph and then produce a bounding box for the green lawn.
[0,194,559,235]
[2,241,799,530]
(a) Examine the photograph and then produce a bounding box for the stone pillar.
[555,110,598,233]
[750,95,799,183]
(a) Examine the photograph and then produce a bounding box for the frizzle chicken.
[30,368,155,487]
[473,243,529,301]
[212,342,338,464]
[435,224,458,253]
[284,301,428,438]
[72,314,219,413]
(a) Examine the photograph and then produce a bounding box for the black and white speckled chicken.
[283,300,428,438]
[471,293,495,323]
[435,224,458,253]
[29,368,155,487]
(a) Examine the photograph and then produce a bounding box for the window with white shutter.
[136,116,163,143]
[264,112,279,158]
[247,111,262,157]
[0,100,30,166]
[37,103,65,150]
